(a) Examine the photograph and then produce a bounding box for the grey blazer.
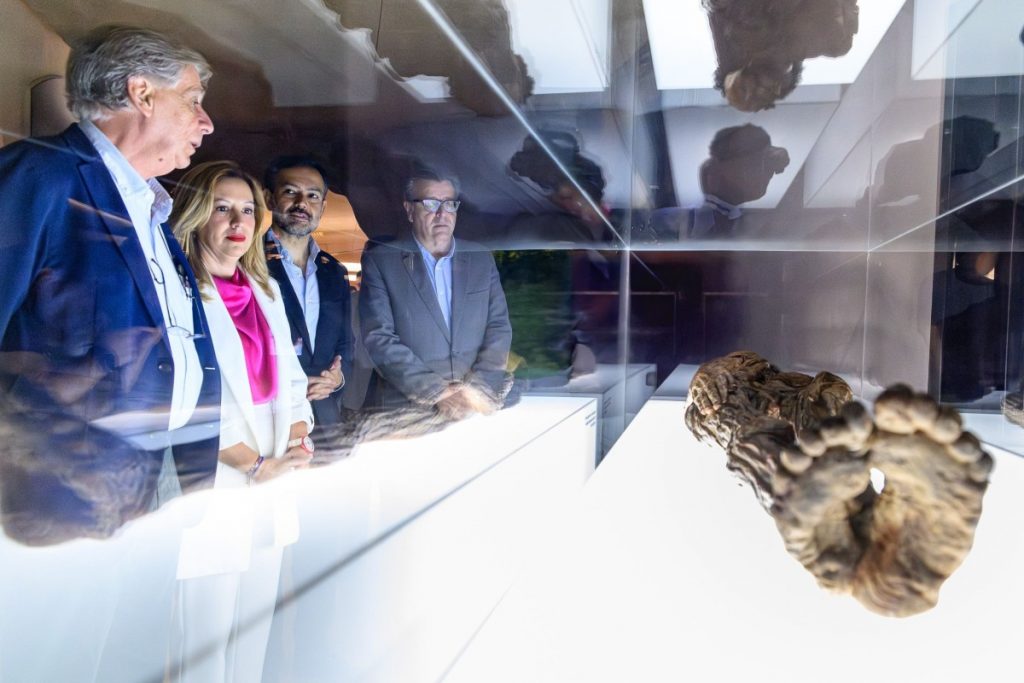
[359,238,513,408]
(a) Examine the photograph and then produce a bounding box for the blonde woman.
[169,160,313,682]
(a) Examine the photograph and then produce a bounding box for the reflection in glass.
[704,0,860,111]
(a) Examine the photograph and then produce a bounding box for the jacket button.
[157,361,172,373]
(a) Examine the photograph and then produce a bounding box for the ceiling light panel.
[506,0,610,94]
[645,0,906,91]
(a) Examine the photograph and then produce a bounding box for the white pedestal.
[0,396,597,683]
[444,398,1024,683]
[527,363,657,463]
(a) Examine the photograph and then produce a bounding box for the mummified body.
[685,351,993,617]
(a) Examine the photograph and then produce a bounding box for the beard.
[275,210,317,237]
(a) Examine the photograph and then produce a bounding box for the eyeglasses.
[148,257,206,340]
[410,198,461,214]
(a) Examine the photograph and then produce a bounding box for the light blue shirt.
[79,120,202,430]
[269,230,321,355]
[415,237,455,330]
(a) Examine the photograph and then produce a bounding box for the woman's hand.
[221,430,313,484]
[251,447,313,483]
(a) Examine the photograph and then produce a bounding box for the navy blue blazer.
[0,124,220,495]
[265,233,353,427]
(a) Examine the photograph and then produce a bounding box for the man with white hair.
[0,25,221,529]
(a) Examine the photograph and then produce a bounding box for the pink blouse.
[213,269,279,404]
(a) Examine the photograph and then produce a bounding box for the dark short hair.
[708,124,772,162]
[263,155,331,193]
[404,166,461,200]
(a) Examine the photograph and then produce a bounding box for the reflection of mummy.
[0,401,157,546]
[312,375,515,465]
[703,0,859,111]
[685,351,993,617]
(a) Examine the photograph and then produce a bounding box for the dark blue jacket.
[265,233,353,427]
[0,124,220,495]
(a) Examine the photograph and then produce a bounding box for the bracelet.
[246,455,265,486]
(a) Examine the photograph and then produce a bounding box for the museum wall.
[0,0,69,147]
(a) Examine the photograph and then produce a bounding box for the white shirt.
[269,230,321,356]
[80,120,203,431]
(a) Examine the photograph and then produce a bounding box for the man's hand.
[434,382,498,420]
[436,388,474,421]
[460,383,499,415]
[307,355,343,401]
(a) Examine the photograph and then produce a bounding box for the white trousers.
[169,402,285,683]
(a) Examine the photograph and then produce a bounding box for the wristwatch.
[287,436,315,454]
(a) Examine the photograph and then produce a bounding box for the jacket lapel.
[161,221,221,399]
[401,246,451,343]
[201,282,259,437]
[250,279,294,458]
[450,250,471,344]
[265,236,312,360]
[71,131,165,333]
[312,252,338,358]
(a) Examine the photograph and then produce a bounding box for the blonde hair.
[170,160,274,300]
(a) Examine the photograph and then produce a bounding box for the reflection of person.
[650,124,789,240]
[872,116,999,207]
[169,160,313,682]
[693,124,790,237]
[930,249,1003,403]
[0,26,220,500]
[262,156,353,430]
[360,169,512,419]
[508,130,611,245]
[501,131,606,380]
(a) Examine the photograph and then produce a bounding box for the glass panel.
[3,0,1024,680]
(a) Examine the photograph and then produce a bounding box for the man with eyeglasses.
[0,26,221,532]
[263,155,353,430]
[359,168,512,419]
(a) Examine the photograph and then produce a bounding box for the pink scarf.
[213,269,278,404]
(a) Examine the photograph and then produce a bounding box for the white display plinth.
[650,362,698,399]
[444,398,1024,683]
[0,396,597,683]
[527,363,657,463]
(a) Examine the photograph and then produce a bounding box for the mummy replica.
[685,351,993,617]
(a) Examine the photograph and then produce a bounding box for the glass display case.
[1,0,1022,681]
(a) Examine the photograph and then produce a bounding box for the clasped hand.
[307,355,344,401]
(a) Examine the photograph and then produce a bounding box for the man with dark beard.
[263,156,353,429]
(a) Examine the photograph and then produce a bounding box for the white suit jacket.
[177,274,312,579]
[201,274,313,484]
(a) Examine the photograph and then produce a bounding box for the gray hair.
[404,167,461,200]
[66,26,212,122]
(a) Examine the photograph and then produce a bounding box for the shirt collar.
[268,229,321,267]
[703,194,742,221]
[80,120,172,223]
[414,236,456,267]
